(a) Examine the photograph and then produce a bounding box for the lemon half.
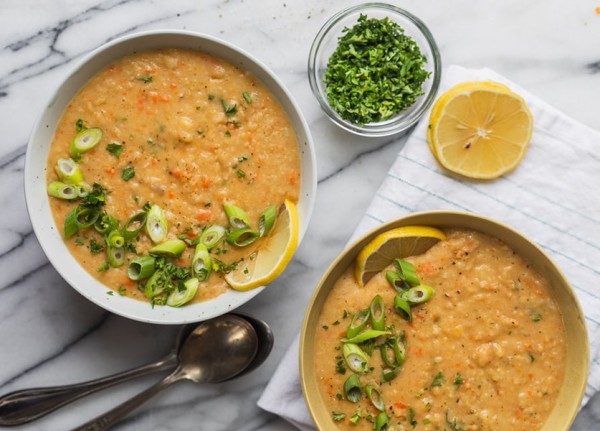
[428,81,533,180]
[354,225,446,287]
[225,199,299,291]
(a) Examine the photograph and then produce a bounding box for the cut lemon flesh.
[225,199,299,291]
[428,81,533,179]
[354,226,446,287]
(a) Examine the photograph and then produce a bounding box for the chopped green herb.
[350,409,362,425]
[225,131,232,137]
[81,183,107,209]
[107,291,114,296]
[530,308,543,322]
[332,411,346,422]
[243,91,252,103]
[528,351,535,363]
[137,75,153,83]
[343,310,350,318]
[197,129,204,135]
[221,99,237,116]
[454,373,463,386]
[118,287,127,296]
[431,371,444,388]
[323,14,430,125]
[208,94,215,100]
[74,237,86,246]
[75,119,85,132]
[235,169,246,178]
[332,320,340,326]
[226,120,241,128]
[322,325,329,330]
[88,238,104,255]
[121,166,135,181]
[408,407,417,428]
[106,142,124,158]
[143,202,152,212]
[335,359,347,374]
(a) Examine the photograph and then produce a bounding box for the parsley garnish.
[97,262,109,272]
[332,411,346,422]
[137,75,153,83]
[75,118,85,132]
[431,371,444,388]
[88,238,104,255]
[243,91,252,103]
[323,14,430,125]
[106,142,124,158]
[221,99,237,116]
[408,407,417,428]
[121,166,135,181]
[454,373,463,386]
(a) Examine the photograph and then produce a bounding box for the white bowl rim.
[24,29,317,324]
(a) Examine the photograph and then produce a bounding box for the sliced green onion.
[107,246,125,268]
[402,285,435,305]
[149,239,186,257]
[167,277,199,307]
[258,205,277,236]
[395,259,420,286]
[95,212,118,235]
[342,329,391,344]
[366,385,385,411]
[394,295,412,322]
[393,335,407,366]
[76,182,91,198]
[226,228,259,247]
[145,204,168,243]
[64,207,79,238]
[128,256,156,280]
[386,270,410,293]
[192,243,212,281]
[382,367,398,382]
[224,203,250,229]
[75,207,99,231]
[380,343,397,369]
[374,411,389,431]
[199,224,226,249]
[107,229,125,248]
[122,212,147,241]
[56,158,84,184]
[70,127,103,157]
[47,181,78,200]
[343,343,370,374]
[343,374,362,403]
[370,294,385,331]
[144,269,167,298]
[347,308,370,339]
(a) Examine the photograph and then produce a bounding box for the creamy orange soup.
[315,229,566,431]
[46,48,300,303]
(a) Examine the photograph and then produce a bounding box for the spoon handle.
[0,352,177,426]
[71,368,184,431]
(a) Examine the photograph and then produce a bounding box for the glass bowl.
[308,3,441,137]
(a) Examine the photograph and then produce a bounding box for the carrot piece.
[167,190,176,199]
[195,209,212,222]
[394,401,408,409]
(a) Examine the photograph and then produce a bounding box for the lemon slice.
[225,199,299,291]
[355,226,446,287]
[427,81,533,179]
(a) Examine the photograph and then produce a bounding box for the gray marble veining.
[1,0,599,429]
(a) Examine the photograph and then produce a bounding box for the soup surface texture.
[315,229,566,431]
[46,48,300,303]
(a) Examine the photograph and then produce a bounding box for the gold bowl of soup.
[25,30,316,324]
[300,211,588,431]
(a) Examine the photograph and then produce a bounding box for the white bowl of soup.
[25,30,316,324]
[300,211,588,431]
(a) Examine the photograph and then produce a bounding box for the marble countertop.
[1,0,599,429]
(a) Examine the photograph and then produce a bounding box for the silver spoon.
[0,314,271,427]
[71,314,258,431]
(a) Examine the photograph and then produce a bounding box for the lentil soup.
[314,229,566,431]
[46,48,301,304]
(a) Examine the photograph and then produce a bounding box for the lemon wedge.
[225,199,299,291]
[427,81,533,179]
[355,226,446,287]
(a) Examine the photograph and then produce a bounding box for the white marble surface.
[0,0,599,430]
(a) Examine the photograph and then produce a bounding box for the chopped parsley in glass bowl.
[308,3,441,137]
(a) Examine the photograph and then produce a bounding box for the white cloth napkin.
[258,65,600,430]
